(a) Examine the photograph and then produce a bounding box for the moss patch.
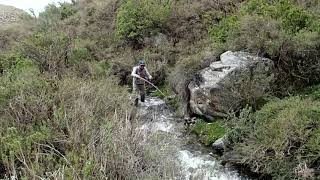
[192,120,226,146]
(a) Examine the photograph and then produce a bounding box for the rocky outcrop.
[188,51,275,120]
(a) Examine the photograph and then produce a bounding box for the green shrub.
[116,0,172,44]
[0,55,46,106]
[88,60,110,79]
[226,91,320,179]
[209,15,239,44]
[240,0,274,16]
[59,2,77,20]
[19,32,71,74]
[38,2,77,30]
[69,38,96,65]
[301,84,320,100]
[229,15,285,57]
[192,120,226,146]
[241,0,317,34]
[277,1,313,33]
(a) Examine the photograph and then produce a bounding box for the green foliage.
[226,86,320,178]
[116,0,172,43]
[69,38,96,65]
[0,73,176,178]
[20,31,72,74]
[192,120,226,146]
[88,60,110,79]
[209,15,239,44]
[38,2,77,30]
[241,0,317,34]
[59,2,77,20]
[0,127,52,175]
[279,3,312,33]
[301,84,320,100]
[0,55,47,106]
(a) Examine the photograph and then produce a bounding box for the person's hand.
[149,76,153,80]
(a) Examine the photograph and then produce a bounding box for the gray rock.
[189,51,275,119]
[212,136,226,152]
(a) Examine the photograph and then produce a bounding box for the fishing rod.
[136,76,166,97]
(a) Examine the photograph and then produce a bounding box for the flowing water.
[135,97,247,180]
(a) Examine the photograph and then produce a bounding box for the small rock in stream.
[212,136,226,154]
[184,117,197,128]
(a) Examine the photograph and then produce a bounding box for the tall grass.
[0,72,177,179]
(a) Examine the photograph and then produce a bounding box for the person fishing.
[131,59,152,106]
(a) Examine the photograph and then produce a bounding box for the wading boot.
[134,98,139,107]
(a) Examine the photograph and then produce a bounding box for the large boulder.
[188,51,275,119]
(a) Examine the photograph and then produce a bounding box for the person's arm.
[145,67,152,80]
[131,67,140,78]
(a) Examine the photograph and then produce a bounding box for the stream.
[135,97,247,180]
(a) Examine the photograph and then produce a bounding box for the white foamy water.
[136,97,245,180]
[140,121,173,133]
[178,150,241,180]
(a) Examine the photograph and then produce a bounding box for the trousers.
[133,81,146,103]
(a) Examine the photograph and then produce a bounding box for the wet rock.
[189,51,275,119]
[212,136,226,154]
[184,117,197,129]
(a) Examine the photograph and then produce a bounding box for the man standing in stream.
[131,59,152,106]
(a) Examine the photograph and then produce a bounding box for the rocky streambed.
[135,97,248,180]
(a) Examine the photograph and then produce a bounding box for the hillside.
[0,4,26,25]
[0,5,33,52]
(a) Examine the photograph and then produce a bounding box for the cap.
[138,60,145,65]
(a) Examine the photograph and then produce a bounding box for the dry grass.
[0,75,178,179]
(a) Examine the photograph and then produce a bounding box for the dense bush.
[209,15,239,44]
[0,55,45,107]
[225,86,320,179]
[241,0,317,34]
[116,0,172,46]
[38,2,77,30]
[19,32,72,75]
